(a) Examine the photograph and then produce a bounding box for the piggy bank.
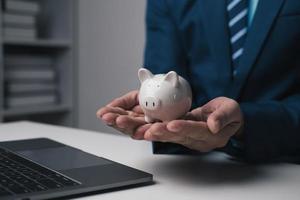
[138,68,192,123]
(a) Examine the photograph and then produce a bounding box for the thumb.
[207,99,241,134]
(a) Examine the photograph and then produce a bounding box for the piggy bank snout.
[142,96,161,111]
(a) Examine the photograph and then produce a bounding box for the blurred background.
[0,0,146,134]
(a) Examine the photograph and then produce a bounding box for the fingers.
[144,120,210,144]
[96,90,147,140]
[116,115,145,129]
[101,113,119,125]
[207,98,242,134]
[101,114,148,140]
[132,105,144,114]
[97,106,127,119]
[207,112,225,134]
[142,118,237,152]
[115,115,146,137]
[165,119,238,151]
[134,124,152,140]
[107,90,139,110]
[144,123,182,143]
[97,106,128,126]
[167,120,210,140]
[165,119,226,151]
[182,112,198,120]
[188,107,211,121]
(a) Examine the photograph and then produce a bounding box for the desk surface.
[0,121,299,200]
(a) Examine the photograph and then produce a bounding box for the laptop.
[0,138,153,200]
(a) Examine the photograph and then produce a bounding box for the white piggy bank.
[138,68,192,123]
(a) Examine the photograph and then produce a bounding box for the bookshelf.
[0,0,76,126]
[3,38,72,48]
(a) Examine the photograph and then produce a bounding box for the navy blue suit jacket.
[144,0,300,162]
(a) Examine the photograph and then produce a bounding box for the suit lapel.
[199,0,232,90]
[229,0,285,99]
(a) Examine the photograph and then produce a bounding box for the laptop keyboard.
[0,147,81,197]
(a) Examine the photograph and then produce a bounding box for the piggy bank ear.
[138,68,153,83]
[164,71,179,87]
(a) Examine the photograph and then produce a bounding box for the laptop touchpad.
[17,147,112,170]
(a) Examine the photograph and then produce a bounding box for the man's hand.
[143,97,244,152]
[96,90,151,140]
[97,94,243,152]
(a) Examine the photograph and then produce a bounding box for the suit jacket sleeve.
[144,0,200,155]
[144,0,188,76]
[240,95,300,162]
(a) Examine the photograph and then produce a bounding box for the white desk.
[0,121,300,200]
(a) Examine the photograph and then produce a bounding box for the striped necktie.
[227,0,248,76]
